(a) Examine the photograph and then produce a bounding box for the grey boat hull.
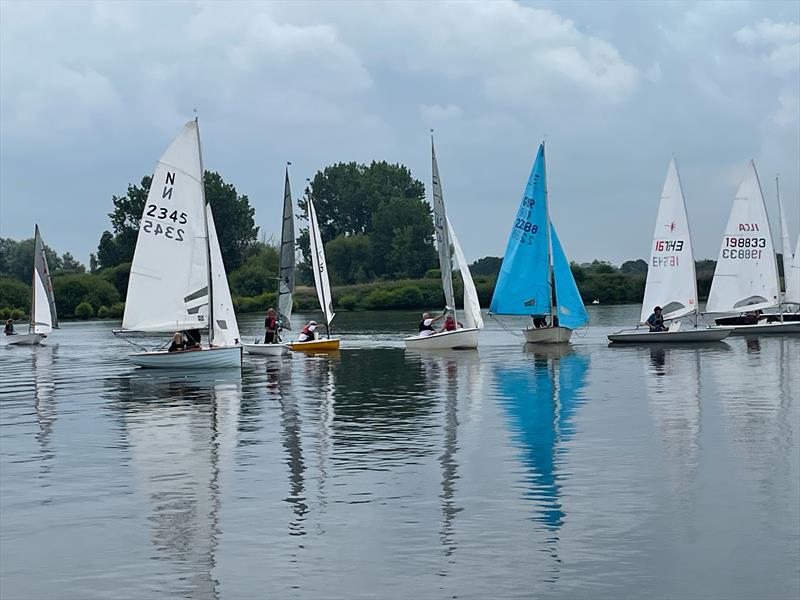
[608,329,730,344]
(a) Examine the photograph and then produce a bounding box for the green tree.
[469,256,502,277]
[0,238,63,283]
[53,274,119,317]
[370,197,437,278]
[325,234,373,284]
[55,252,86,276]
[620,259,648,274]
[228,244,279,297]
[97,172,259,271]
[0,276,30,312]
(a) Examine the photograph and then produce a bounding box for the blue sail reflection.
[496,350,589,531]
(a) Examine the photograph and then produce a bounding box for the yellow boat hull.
[288,338,341,352]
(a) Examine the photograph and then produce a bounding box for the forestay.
[278,167,295,328]
[206,205,240,346]
[122,121,209,333]
[706,161,780,313]
[308,196,335,326]
[431,139,456,312]
[32,225,58,334]
[640,159,698,322]
[447,217,484,329]
[551,225,588,329]
[490,143,550,315]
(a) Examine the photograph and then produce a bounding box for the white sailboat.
[608,159,729,343]
[243,165,294,357]
[706,161,800,335]
[288,187,340,352]
[7,225,59,346]
[405,135,483,350]
[117,120,242,368]
[489,143,588,344]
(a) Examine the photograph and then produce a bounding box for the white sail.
[307,196,335,325]
[787,236,800,305]
[777,182,796,305]
[431,139,456,312]
[447,217,483,329]
[122,121,209,332]
[32,270,52,334]
[640,159,698,323]
[206,205,240,347]
[706,161,781,313]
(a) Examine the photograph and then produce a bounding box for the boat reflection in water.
[113,370,242,599]
[32,345,57,479]
[494,345,590,536]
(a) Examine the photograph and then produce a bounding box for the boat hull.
[129,345,242,369]
[242,342,290,356]
[404,327,479,350]
[523,326,573,344]
[6,333,46,346]
[288,338,341,352]
[712,321,800,335]
[608,329,730,343]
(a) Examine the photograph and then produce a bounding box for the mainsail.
[551,226,588,329]
[787,236,800,306]
[307,196,335,326]
[431,138,456,312]
[640,159,698,322]
[447,217,484,329]
[278,167,295,328]
[706,161,781,313]
[206,205,240,346]
[32,224,58,334]
[122,121,209,333]
[490,143,551,315]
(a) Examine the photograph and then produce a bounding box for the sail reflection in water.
[113,371,242,599]
[494,347,589,532]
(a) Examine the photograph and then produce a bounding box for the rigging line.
[488,313,524,340]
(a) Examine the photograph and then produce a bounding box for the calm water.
[1,307,798,599]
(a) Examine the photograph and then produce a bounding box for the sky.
[1,0,798,266]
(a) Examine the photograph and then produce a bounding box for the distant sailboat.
[243,165,294,356]
[116,120,242,368]
[7,225,58,346]
[288,187,340,352]
[777,177,800,310]
[706,161,800,335]
[608,159,729,343]
[405,134,483,350]
[490,142,588,344]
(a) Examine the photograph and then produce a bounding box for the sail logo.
[738,223,759,232]
[162,171,175,201]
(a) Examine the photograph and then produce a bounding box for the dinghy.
[288,189,340,352]
[405,135,483,350]
[6,225,58,346]
[243,165,294,357]
[705,161,799,335]
[489,143,588,344]
[116,120,242,368]
[608,159,730,343]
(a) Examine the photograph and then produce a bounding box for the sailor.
[440,314,461,332]
[298,321,318,342]
[646,306,666,332]
[4,319,14,335]
[168,331,185,352]
[264,308,280,344]
[532,315,548,328]
[418,310,445,337]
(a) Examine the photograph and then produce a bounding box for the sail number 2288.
[514,218,538,234]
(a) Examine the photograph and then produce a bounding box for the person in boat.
[742,309,763,325]
[298,321,318,342]
[418,311,446,337]
[168,331,185,352]
[264,308,280,344]
[183,328,202,349]
[532,315,548,328]
[646,306,666,332]
[439,314,462,332]
[4,319,14,335]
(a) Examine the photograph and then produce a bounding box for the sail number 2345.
[142,204,187,242]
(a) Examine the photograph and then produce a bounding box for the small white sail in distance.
[307,195,335,326]
[640,158,698,323]
[706,160,781,313]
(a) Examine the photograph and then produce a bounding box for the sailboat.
[608,159,730,343]
[777,177,800,313]
[489,142,588,344]
[404,135,484,350]
[116,120,242,368]
[7,225,59,346]
[706,161,800,335]
[243,165,294,356]
[288,188,340,352]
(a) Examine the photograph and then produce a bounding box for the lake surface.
[1,306,798,599]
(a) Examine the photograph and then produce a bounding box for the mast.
[196,117,214,345]
[30,225,37,334]
[307,181,330,339]
[542,142,556,323]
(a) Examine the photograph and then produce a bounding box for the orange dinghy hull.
[288,338,341,352]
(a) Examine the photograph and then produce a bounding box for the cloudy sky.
[1,0,798,266]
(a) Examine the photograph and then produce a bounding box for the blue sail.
[489,144,551,315]
[551,225,589,329]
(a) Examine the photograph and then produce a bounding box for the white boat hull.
[129,345,242,369]
[6,333,46,346]
[404,327,479,350]
[242,342,290,356]
[712,321,800,335]
[523,326,572,344]
[608,329,730,343]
